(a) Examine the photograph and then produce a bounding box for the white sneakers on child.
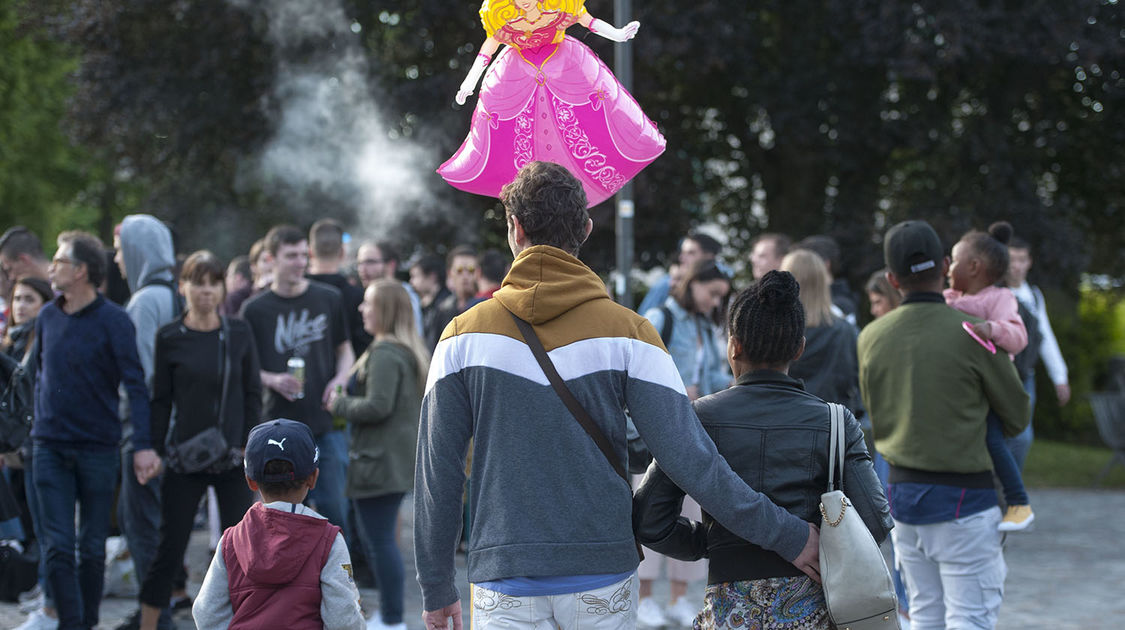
[637,597,669,628]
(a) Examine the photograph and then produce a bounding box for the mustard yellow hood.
[493,246,612,325]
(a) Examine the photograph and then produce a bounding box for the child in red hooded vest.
[192,418,365,629]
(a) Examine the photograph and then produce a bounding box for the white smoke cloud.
[231,0,442,240]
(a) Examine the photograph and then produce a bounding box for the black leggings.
[138,466,251,608]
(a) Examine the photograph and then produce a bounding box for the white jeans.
[892,507,1007,630]
[471,573,638,630]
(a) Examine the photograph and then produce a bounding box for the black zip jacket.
[633,369,893,584]
[150,316,262,455]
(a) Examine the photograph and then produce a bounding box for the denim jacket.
[643,298,730,397]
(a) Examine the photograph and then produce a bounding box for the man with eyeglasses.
[355,240,423,334]
[32,231,160,630]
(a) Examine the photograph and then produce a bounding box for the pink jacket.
[944,286,1029,356]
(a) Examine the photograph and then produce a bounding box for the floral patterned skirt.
[693,576,834,630]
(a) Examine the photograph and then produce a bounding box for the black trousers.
[138,465,251,608]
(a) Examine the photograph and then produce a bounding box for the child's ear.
[306,468,320,491]
[246,476,259,492]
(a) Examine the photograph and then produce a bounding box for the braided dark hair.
[728,270,805,366]
[959,221,1013,285]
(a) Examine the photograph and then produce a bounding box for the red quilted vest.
[222,503,340,630]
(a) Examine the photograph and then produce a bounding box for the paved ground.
[1,488,1121,629]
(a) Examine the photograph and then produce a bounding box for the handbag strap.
[216,316,232,433]
[507,311,629,485]
[165,317,231,448]
[826,402,846,492]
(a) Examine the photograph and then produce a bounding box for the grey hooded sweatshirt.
[118,215,179,444]
[120,214,179,389]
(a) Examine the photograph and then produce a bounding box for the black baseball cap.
[884,220,944,277]
[244,419,319,482]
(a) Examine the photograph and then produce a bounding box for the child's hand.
[971,321,993,341]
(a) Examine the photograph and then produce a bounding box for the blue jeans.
[985,412,1029,506]
[353,493,406,624]
[118,446,173,629]
[22,450,53,608]
[308,430,351,542]
[33,443,118,630]
[1004,374,1037,470]
[0,467,24,540]
[872,450,908,612]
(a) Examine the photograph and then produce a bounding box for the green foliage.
[4,0,1122,289]
[0,0,110,242]
[1022,439,1125,488]
[1032,285,1125,444]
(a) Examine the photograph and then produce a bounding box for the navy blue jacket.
[32,295,151,451]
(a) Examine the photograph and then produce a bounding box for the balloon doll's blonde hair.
[478,0,588,37]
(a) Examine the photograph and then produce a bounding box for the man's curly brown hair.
[501,162,589,255]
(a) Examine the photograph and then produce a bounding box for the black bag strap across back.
[507,310,643,560]
[508,311,628,483]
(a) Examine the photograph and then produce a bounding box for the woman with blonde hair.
[780,249,861,411]
[327,279,430,630]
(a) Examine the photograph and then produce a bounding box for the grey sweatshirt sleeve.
[320,532,366,630]
[626,339,810,562]
[413,348,474,613]
[125,290,165,392]
[192,535,233,630]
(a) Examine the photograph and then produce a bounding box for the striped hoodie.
[414,245,809,611]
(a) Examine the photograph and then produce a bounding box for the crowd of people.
[0,160,1074,630]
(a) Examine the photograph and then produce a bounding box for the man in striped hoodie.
[415,162,818,630]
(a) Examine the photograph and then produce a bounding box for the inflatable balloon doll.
[438,0,666,207]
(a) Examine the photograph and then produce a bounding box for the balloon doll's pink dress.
[438,7,666,207]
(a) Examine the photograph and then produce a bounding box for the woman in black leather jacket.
[634,270,892,629]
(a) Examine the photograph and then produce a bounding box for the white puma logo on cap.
[268,438,287,450]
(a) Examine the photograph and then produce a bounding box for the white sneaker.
[18,592,43,614]
[665,597,698,628]
[366,615,407,630]
[637,597,669,629]
[15,609,58,630]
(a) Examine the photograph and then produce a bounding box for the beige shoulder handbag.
[819,403,900,630]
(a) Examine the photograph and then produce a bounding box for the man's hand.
[1055,382,1072,406]
[322,374,348,406]
[265,371,302,401]
[791,522,821,584]
[422,602,462,630]
[133,449,162,485]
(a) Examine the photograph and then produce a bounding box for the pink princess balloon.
[438,0,666,207]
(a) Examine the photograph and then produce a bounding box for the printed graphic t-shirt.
[240,281,350,436]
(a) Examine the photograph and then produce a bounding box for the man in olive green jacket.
[858,220,1028,630]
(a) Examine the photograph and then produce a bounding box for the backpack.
[1012,289,1044,380]
[659,306,674,347]
[140,277,184,317]
[0,352,34,453]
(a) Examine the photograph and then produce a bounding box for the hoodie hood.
[119,214,175,294]
[493,245,611,325]
[228,503,334,585]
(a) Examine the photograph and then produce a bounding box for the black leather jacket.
[633,369,893,584]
